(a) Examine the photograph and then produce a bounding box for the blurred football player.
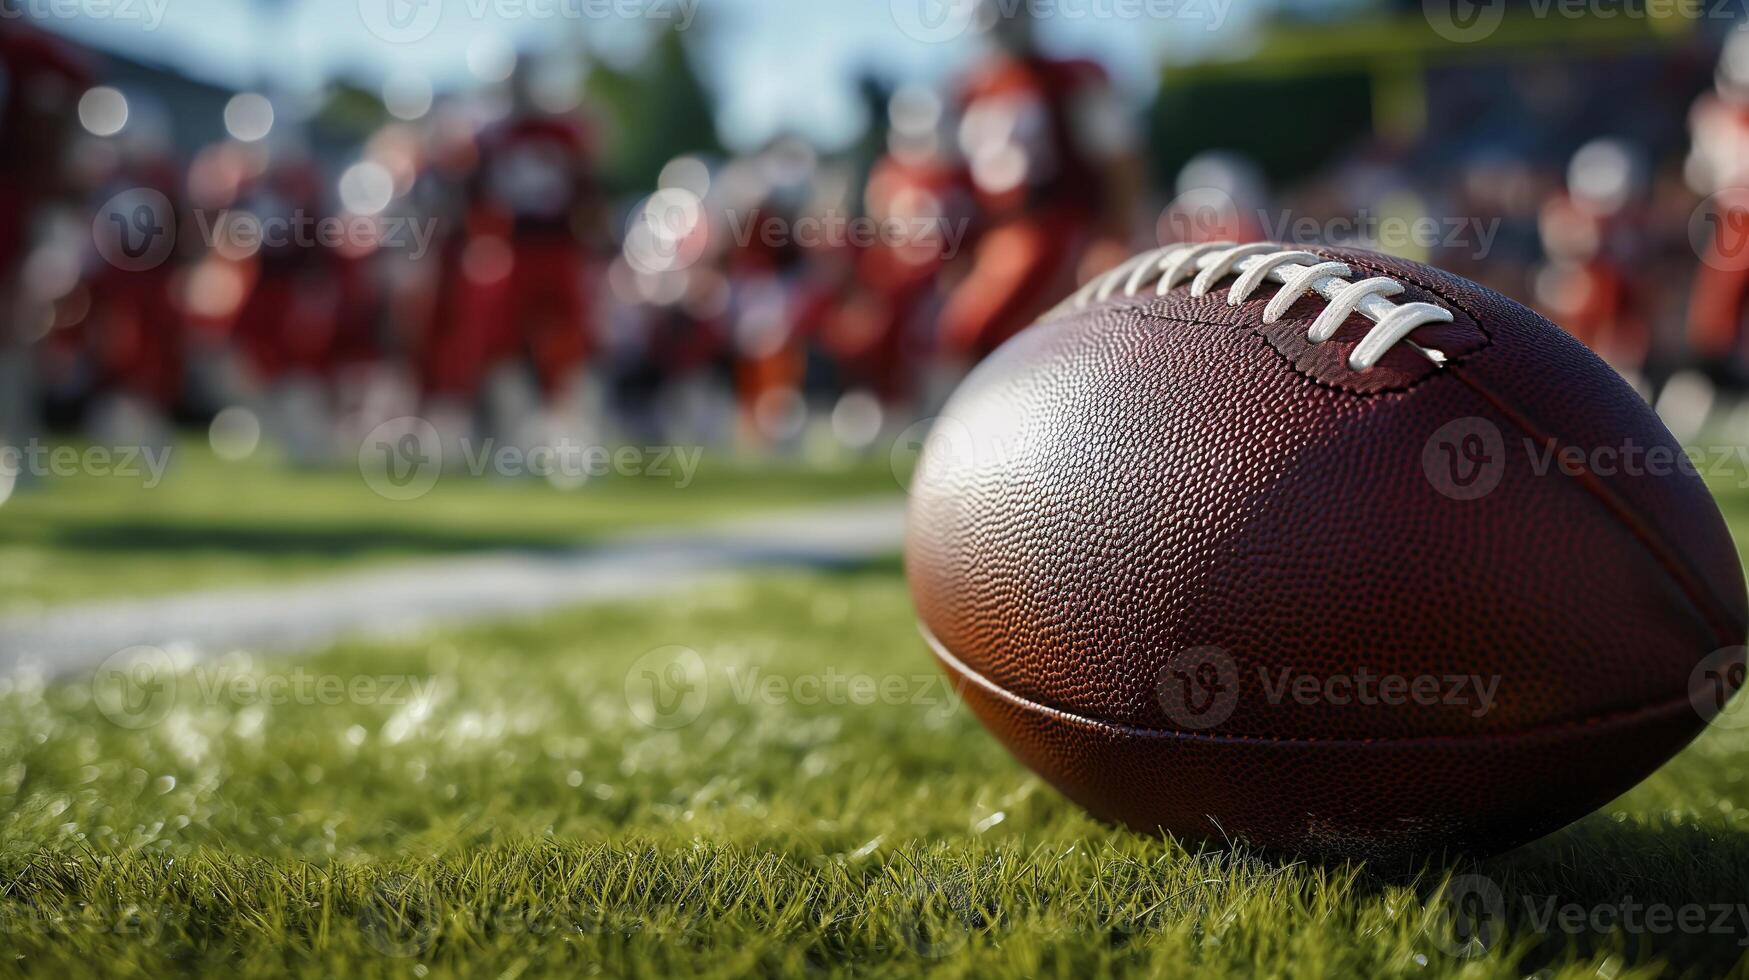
[936,1,1142,365]
[821,86,974,437]
[1535,138,1652,380]
[229,146,350,463]
[715,138,818,452]
[80,106,185,450]
[434,56,604,455]
[0,14,91,483]
[1687,32,1749,380]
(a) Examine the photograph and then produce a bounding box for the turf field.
[4,449,1749,977]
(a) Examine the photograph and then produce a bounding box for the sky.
[32,0,1269,149]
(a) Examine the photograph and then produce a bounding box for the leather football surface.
[904,242,1749,860]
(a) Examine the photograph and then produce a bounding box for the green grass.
[0,441,899,612]
[4,562,1749,977]
[4,456,1749,976]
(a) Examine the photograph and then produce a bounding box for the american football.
[906,241,1749,859]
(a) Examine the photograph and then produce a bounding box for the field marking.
[0,498,907,676]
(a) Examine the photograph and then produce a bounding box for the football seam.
[1353,252,1749,649]
[921,620,1699,747]
[1290,248,1740,648]
[1446,363,1747,649]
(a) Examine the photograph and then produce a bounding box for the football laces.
[1060,242,1455,371]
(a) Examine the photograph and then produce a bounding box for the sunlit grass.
[3,563,1749,977]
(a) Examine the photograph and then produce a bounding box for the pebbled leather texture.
[905,243,1749,860]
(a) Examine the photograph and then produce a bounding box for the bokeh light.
[223,93,274,143]
[77,86,128,137]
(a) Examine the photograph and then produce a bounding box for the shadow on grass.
[1407,817,1749,977]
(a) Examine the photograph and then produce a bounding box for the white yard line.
[0,498,908,676]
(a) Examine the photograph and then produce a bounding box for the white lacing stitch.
[1062,242,1455,371]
